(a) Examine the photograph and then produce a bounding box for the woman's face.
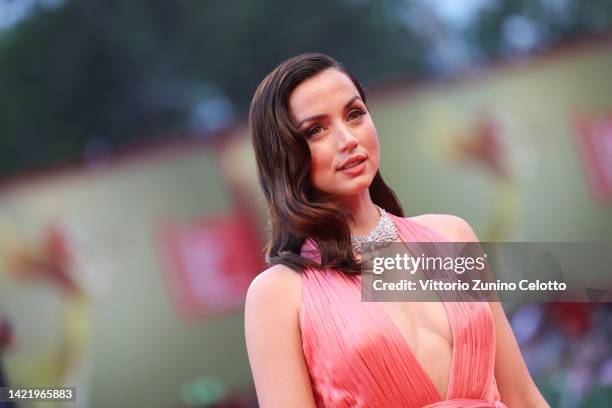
[288,68,380,199]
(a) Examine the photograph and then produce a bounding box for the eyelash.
[305,108,366,138]
[347,108,365,120]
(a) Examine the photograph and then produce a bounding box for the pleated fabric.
[299,215,507,408]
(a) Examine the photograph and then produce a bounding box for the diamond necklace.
[350,206,399,256]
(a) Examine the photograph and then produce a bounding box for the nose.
[336,124,358,152]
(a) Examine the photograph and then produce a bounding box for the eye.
[347,108,365,121]
[306,125,323,138]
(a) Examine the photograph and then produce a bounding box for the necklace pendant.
[351,206,399,256]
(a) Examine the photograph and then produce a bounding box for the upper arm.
[488,301,549,407]
[244,265,317,408]
[411,214,549,407]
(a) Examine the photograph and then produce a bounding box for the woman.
[244,53,548,408]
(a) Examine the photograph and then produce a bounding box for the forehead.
[288,68,360,121]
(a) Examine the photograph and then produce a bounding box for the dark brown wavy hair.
[249,53,404,274]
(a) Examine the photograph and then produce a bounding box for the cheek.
[363,123,380,160]
[308,144,335,182]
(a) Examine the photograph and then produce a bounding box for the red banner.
[158,211,265,319]
[575,113,612,204]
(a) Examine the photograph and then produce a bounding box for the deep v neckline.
[369,293,456,401]
[361,216,456,402]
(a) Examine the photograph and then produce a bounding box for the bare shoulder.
[245,264,303,313]
[409,213,479,242]
[246,265,302,305]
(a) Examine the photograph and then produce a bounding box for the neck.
[338,190,380,236]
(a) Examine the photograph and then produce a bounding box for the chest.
[378,301,453,355]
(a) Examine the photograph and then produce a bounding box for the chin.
[333,178,373,196]
[315,171,376,197]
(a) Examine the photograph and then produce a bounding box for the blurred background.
[0,0,611,407]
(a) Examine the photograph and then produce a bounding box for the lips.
[337,154,367,171]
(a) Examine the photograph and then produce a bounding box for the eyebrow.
[296,95,362,129]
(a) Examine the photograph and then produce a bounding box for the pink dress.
[299,214,507,408]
